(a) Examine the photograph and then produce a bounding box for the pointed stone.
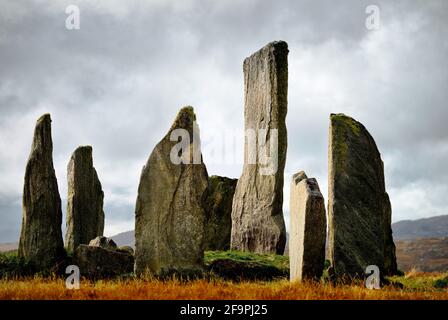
[18,114,64,269]
[231,41,289,254]
[327,113,397,278]
[135,106,209,276]
[289,172,326,282]
[65,146,105,252]
[204,176,238,251]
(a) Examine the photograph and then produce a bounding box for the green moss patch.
[205,250,289,281]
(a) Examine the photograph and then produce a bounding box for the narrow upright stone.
[231,41,288,254]
[65,146,105,252]
[18,114,64,269]
[289,171,326,282]
[204,176,238,251]
[135,106,209,276]
[327,113,397,277]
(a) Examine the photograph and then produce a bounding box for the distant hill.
[395,237,448,272]
[392,215,448,240]
[111,230,134,248]
[0,243,18,253]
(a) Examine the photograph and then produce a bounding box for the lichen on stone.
[170,105,197,131]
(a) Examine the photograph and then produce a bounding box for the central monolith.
[231,41,288,254]
[134,106,209,276]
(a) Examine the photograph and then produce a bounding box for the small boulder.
[89,236,117,251]
[73,244,134,279]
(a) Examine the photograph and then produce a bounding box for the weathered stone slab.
[289,172,326,281]
[65,146,104,252]
[74,244,134,278]
[327,113,397,278]
[18,114,64,270]
[231,41,289,254]
[134,106,209,276]
[204,176,238,251]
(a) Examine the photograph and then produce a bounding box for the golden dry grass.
[0,274,447,300]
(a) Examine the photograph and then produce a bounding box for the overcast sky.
[0,0,447,242]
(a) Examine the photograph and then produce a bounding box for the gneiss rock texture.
[231,41,288,255]
[65,146,105,252]
[18,114,65,269]
[289,171,326,281]
[204,176,238,251]
[327,113,397,278]
[135,106,209,276]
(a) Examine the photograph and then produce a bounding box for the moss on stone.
[179,106,196,119]
[330,113,363,171]
[169,106,197,131]
[331,113,361,136]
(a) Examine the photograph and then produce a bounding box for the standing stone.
[65,146,104,252]
[231,41,288,254]
[135,106,209,276]
[289,171,326,282]
[327,113,397,278]
[18,114,64,269]
[204,176,238,251]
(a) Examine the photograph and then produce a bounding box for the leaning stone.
[231,41,289,254]
[74,245,134,279]
[18,114,65,270]
[65,146,105,252]
[327,113,397,278]
[289,173,326,281]
[204,176,238,251]
[89,236,117,251]
[134,106,209,276]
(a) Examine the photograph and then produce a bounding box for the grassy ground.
[1,250,447,300]
[0,274,447,300]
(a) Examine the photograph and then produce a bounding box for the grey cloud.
[0,0,447,241]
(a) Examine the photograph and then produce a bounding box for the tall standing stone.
[327,113,397,278]
[231,41,288,255]
[204,176,238,251]
[135,106,209,276]
[65,146,105,252]
[18,114,64,269]
[289,171,326,282]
